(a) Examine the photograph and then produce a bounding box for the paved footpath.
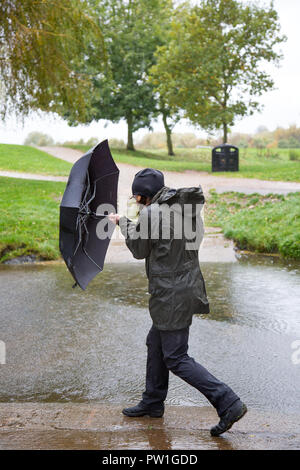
[39,146,300,197]
[1,146,299,196]
[0,403,299,450]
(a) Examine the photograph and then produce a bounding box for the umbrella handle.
[78,210,109,218]
[91,212,109,218]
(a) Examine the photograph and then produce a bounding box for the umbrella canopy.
[59,139,119,289]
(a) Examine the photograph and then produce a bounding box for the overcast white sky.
[0,0,299,145]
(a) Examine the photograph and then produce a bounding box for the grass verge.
[0,177,65,262]
[0,144,71,176]
[0,143,299,182]
[67,145,300,182]
[0,176,299,263]
[205,190,300,259]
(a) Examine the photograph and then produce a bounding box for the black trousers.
[141,325,239,417]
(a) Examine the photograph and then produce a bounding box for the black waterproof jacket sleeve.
[118,207,152,260]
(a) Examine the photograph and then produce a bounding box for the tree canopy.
[64,0,173,150]
[150,0,286,143]
[0,0,105,119]
[1,0,286,152]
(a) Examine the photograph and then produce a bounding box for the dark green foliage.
[150,0,286,143]
[0,0,105,119]
[289,150,300,161]
[64,0,173,150]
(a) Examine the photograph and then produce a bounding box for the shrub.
[24,132,54,146]
[108,138,126,148]
[289,149,300,161]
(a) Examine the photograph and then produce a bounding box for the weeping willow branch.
[0,0,107,120]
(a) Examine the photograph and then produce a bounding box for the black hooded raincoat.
[119,186,209,330]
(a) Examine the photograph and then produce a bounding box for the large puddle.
[0,258,299,417]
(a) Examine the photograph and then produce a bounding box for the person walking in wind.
[108,168,247,436]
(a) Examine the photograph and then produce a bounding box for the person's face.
[132,194,152,206]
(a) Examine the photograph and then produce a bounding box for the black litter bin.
[212,144,239,172]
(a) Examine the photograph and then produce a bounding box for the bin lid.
[213,143,238,151]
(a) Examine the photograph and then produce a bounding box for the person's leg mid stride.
[122,326,168,418]
[122,325,247,436]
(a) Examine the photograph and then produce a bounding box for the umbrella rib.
[89,170,119,216]
[82,245,103,271]
[74,170,120,268]
[86,177,96,207]
[81,171,91,207]
[74,170,92,256]
[74,217,83,256]
[86,170,119,208]
[60,140,120,289]
[94,170,119,181]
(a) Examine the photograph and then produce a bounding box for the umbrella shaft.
[78,211,108,218]
[93,213,108,218]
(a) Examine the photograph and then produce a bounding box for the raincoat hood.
[151,186,205,218]
[151,186,205,206]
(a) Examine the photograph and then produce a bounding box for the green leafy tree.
[65,0,174,151]
[0,0,105,119]
[150,0,286,143]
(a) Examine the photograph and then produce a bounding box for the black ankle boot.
[210,400,247,436]
[122,402,164,418]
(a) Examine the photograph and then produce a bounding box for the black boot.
[210,400,247,436]
[122,402,164,418]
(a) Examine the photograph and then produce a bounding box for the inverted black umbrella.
[59,139,119,289]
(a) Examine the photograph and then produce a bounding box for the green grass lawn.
[0,176,299,262]
[0,144,71,176]
[205,190,300,259]
[66,145,211,172]
[0,176,65,262]
[0,142,299,182]
[67,144,300,182]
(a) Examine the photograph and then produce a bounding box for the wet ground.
[0,258,299,449]
[0,403,299,450]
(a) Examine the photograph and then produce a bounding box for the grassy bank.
[205,190,300,259]
[67,145,300,182]
[0,144,71,176]
[0,177,64,262]
[65,145,211,172]
[0,143,299,182]
[0,176,299,263]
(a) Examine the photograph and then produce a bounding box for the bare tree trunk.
[223,122,228,144]
[126,112,135,151]
[162,110,175,156]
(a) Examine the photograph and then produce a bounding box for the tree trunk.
[223,122,228,144]
[162,110,175,156]
[126,113,135,151]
